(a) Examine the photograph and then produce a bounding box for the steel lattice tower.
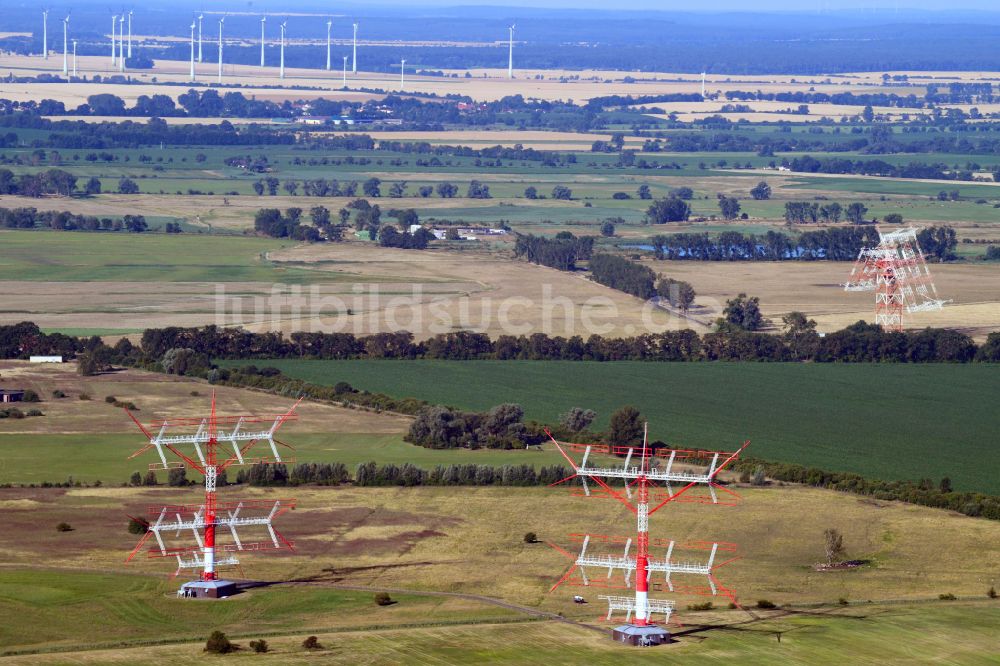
[125,393,300,587]
[546,425,748,641]
[844,227,947,332]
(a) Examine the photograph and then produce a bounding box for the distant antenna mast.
[260,16,266,68]
[326,19,333,71]
[508,24,515,79]
[545,425,749,644]
[352,22,358,73]
[125,394,300,592]
[42,10,49,59]
[844,227,948,332]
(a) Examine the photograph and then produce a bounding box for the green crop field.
[0,231,338,283]
[219,360,1000,494]
[0,432,589,485]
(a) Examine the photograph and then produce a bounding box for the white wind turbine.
[198,13,203,63]
[352,22,358,72]
[279,20,287,79]
[118,15,125,71]
[342,54,348,87]
[110,14,117,64]
[399,58,406,91]
[701,72,706,98]
[127,10,133,58]
[326,19,332,71]
[508,24,515,79]
[72,39,78,77]
[42,10,49,59]
[260,16,266,68]
[189,19,196,81]
[217,16,225,83]
[62,15,70,75]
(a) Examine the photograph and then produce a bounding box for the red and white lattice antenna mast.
[845,227,948,333]
[546,425,749,628]
[125,392,301,581]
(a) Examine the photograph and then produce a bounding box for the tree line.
[513,233,595,271]
[651,226,886,262]
[0,206,149,232]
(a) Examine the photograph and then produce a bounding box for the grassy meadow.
[219,360,1000,494]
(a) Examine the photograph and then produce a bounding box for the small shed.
[1,389,25,403]
[29,356,63,363]
[612,624,671,647]
[179,580,238,599]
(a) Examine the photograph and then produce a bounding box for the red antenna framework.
[844,226,948,333]
[125,393,301,597]
[546,424,749,646]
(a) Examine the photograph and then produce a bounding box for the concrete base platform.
[612,624,671,646]
[178,579,238,599]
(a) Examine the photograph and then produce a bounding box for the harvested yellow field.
[647,258,1000,339]
[0,360,411,435]
[5,52,998,105]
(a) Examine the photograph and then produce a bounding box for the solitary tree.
[750,181,771,200]
[718,196,741,220]
[560,407,596,432]
[645,197,691,224]
[609,405,643,447]
[600,220,615,237]
[363,178,381,197]
[721,293,765,331]
[637,184,652,200]
[551,185,573,200]
[824,528,846,565]
[204,631,234,654]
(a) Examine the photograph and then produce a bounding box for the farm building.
[0,389,25,403]
[29,356,62,363]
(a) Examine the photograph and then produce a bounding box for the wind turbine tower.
[217,17,225,84]
[119,15,126,72]
[508,24,515,79]
[260,16,266,68]
[279,21,286,79]
[62,16,70,75]
[352,22,358,72]
[72,39,78,77]
[111,14,117,64]
[701,72,706,98]
[198,14,204,63]
[189,20,196,81]
[42,10,49,59]
[127,11,133,58]
[326,20,332,71]
[400,58,406,91]
[342,55,348,87]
